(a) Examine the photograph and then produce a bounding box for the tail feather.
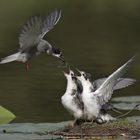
[0,52,20,64]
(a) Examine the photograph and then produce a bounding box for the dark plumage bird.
[0,9,65,71]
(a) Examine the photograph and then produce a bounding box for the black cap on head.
[52,47,65,63]
[52,47,61,54]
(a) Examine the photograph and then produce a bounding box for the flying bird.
[0,9,64,71]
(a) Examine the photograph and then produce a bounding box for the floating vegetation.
[54,119,140,139]
[113,102,140,110]
[112,96,140,103]
[0,106,15,124]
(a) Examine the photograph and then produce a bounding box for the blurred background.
[0,0,139,122]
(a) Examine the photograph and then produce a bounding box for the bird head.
[63,67,77,81]
[52,47,65,63]
[76,69,92,82]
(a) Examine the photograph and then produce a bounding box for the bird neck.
[65,79,77,94]
[81,80,94,93]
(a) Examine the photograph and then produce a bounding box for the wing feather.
[93,78,136,91]
[19,9,61,51]
[94,56,135,106]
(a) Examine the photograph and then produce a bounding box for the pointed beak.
[59,55,65,63]
[76,68,82,75]
[68,66,73,74]
[63,68,70,76]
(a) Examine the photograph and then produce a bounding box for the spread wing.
[94,56,135,106]
[93,78,136,91]
[113,78,136,90]
[19,9,61,51]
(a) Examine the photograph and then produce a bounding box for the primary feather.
[94,56,135,106]
[19,9,61,51]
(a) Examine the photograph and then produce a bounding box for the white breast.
[61,93,83,119]
[82,92,100,120]
[17,53,29,63]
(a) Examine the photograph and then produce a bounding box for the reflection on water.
[0,0,139,123]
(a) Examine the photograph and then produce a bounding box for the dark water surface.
[0,0,139,123]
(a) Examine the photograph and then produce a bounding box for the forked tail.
[0,52,20,64]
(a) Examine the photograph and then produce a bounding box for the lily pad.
[0,121,71,140]
[112,96,140,103]
[113,102,140,110]
[0,133,61,140]
[126,116,140,123]
[0,106,15,124]
[0,121,71,134]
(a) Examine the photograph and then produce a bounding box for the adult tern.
[0,9,65,71]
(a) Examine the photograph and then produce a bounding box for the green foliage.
[0,106,15,124]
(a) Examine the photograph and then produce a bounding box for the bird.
[76,56,135,122]
[75,74,118,124]
[0,9,65,71]
[75,69,136,122]
[76,71,136,94]
[61,68,84,125]
[61,68,122,125]
[76,73,124,123]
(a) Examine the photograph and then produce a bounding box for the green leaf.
[0,106,16,124]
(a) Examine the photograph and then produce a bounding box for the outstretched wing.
[19,9,61,51]
[93,78,136,91]
[113,78,136,90]
[94,56,135,106]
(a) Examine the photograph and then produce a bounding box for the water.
[0,0,139,123]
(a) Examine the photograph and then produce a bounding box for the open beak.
[72,76,77,81]
[59,55,65,63]
[76,68,82,75]
[63,68,70,76]
[68,65,72,73]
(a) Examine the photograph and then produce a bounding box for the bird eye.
[71,73,74,76]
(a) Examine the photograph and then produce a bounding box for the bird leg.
[25,63,29,72]
[111,107,123,114]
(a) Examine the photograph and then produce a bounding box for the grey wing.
[94,56,135,106]
[77,79,83,94]
[113,78,136,90]
[19,9,61,51]
[41,9,61,37]
[93,78,106,90]
[94,78,136,91]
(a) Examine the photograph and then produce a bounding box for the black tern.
[0,9,65,71]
